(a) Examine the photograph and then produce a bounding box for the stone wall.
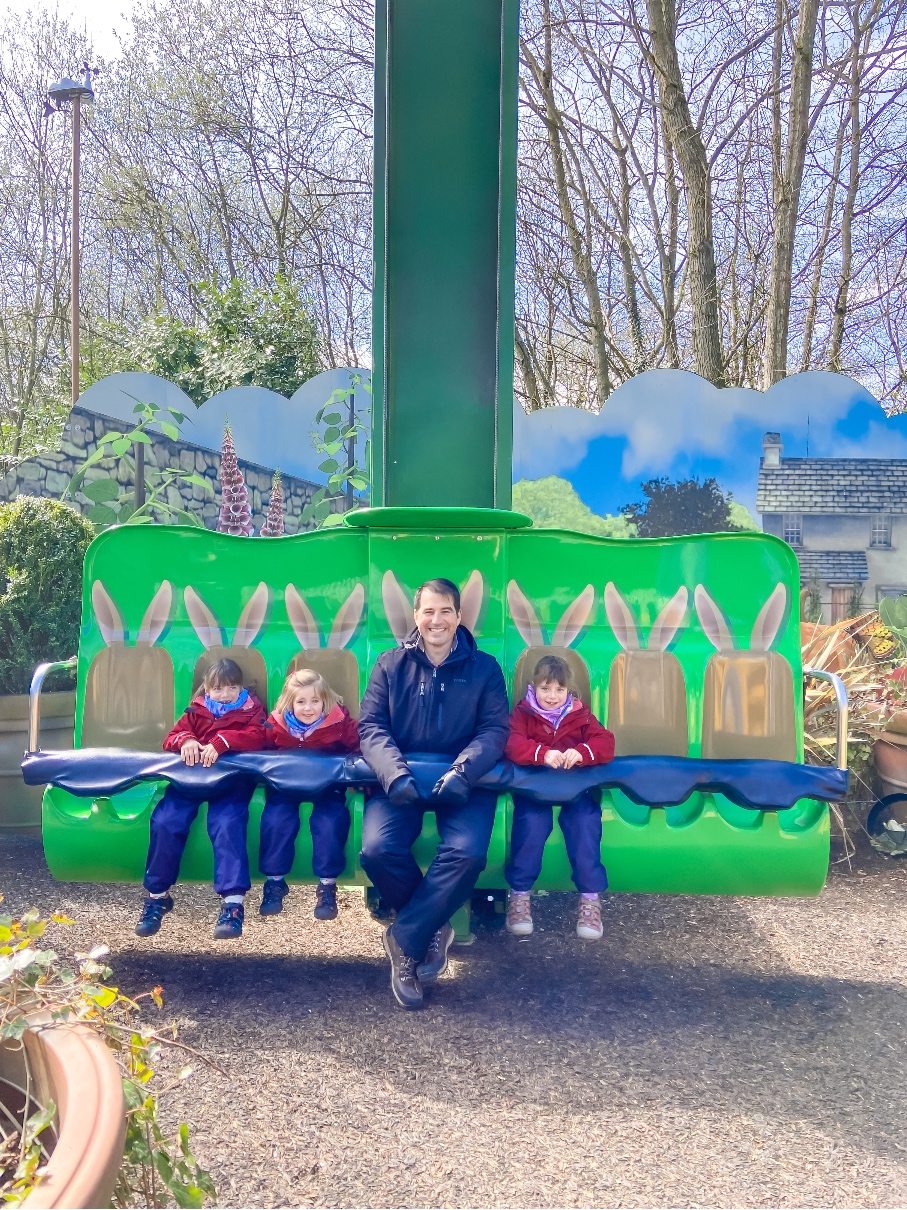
[0,406,326,533]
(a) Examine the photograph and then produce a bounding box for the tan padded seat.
[512,646,592,708]
[83,647,175,750]
[700,652,796,761]
[287,650,361,718]
[607,650,689,757]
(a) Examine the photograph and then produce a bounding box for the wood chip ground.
[2,830,906,1208]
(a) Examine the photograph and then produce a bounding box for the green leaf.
[82,477,120,503]
[183,473,211,490]
[85,504,118,526]
[349,477,369,490]
[324,426,340,443]
[159,421,180,440]
[321,513,345,527]
[318,459,339,474]
[168,408,187,423]
[131,431,152,444]
[110,439,131,457]
[322,412,342,424]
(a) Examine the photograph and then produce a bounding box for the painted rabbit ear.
[648,586,688,653]
[694,585,734,653]
[459,570,486,633]
[604,582,640,652]
[92,581,126,646]
[551,584,595,648]
[285,585,321,650]
[506,580,545,647]
[328,583,366,650]
[750,583,788,652]
[234,582,270,647]
[382,571,413,644]
[183,586,225,651]
[136,580,173,646]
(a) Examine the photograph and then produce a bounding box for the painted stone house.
[756,432,907,622]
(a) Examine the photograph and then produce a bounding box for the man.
[359,577,510,1008]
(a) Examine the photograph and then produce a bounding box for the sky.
[4,0,132,58]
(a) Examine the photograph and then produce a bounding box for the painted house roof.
[757,458,907,514]
[795,550,869,583]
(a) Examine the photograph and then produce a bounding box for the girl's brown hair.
[203,658,245,691]
[276,668,341,717]
[531,654,573,691]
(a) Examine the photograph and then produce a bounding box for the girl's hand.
[200,743,219,767]
[180,739,201,765]
[562,748,583,769]
[544,749,565,769]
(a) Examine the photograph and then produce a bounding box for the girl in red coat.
[136,658,268,942]
[259,668,359,920]
[504,655,614,941]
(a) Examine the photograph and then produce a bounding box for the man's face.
[414,589,460,652]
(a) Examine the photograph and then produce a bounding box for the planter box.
[0,693,75,828]
[0,1022,125,1208]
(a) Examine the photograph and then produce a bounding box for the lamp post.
[45,66,95,408]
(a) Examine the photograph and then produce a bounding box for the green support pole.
[372,0,518,509]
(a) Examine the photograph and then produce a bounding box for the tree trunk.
[646,0,724,385]
[762,0,820,388]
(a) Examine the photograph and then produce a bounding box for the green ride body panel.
[42,517,829,896]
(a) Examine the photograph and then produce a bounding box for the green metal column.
[372,0,518,509]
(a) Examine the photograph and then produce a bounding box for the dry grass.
[3,830,907,1209]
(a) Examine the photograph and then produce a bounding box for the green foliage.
[727,500,757,530]
[302,374,371,529]
[62,399,212,531]
[848,579,864,618]
[0,900,216,1208]
[512,477,635,537]
[623,476,739,537]
[0,497,93,695]
[803,571,824,623]
[82,278,321,406]
[880,595,907,655]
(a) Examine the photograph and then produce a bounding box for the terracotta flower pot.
[0,693,75,829]
[0,1022,125,1209]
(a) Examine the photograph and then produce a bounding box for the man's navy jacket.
[358,625,510,794]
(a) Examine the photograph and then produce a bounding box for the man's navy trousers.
[259,787,351,879]
[506,792,608,894]
[144,780,256,898]
[360,789,497,960]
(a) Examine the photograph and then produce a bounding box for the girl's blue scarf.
[203,687,249,718]
[284,709,325,740]
[525,683,573,730]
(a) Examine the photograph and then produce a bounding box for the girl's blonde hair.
[276,667,341,716]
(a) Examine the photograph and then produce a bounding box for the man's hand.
[562,748,583,770]
[431,767,470,805]
[180,739,201,766]
[200,743,219,767]
[543,749,565,769]
[389,773,420,806]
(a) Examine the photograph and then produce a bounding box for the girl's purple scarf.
[284,709,325,740]
[203,688,249,718]
[525,684,573,730]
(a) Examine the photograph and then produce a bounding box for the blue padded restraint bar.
[22,749,848,810]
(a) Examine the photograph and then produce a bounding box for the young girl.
[504,655,615,940]
[136,658,267,941]
[259,668,359,920]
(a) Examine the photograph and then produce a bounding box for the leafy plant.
[0,497,94,695]
[622,476,740,537]
[0,900,216,1208]
[803,571,823,623]
[302,373,371,529]
[62,399,212,531]
[880,595,907,656]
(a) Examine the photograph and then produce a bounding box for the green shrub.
[0,497,93,695]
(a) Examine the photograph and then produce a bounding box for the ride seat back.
[512,646,591,707]
[286,650,361,718]
[607,651,688,756]
[83,646,176,750]
[701,652,796,761]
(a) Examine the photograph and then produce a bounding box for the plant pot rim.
[0,692,75,724]
[20,1020,125,1210]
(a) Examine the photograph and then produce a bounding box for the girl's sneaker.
[314,882,338,920]
[214,902,244,939]
[260,878,289,916]
[135,895,173,937]
[577,896,603,940]
[505,893,533,935]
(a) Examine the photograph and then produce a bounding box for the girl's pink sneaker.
[577,896,603,940]
[506,893,533,935]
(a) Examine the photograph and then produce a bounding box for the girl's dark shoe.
[260,878,289,916]
[314,882,338,920]
[135,895,173,937]
[213,902,244,939]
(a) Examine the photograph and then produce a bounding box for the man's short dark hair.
[414,578,460,612]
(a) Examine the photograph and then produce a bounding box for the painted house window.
[870,515,892,547]
[782,514,802,546]
[878,585,907,601]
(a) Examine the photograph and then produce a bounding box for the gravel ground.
[3,828,907,1209]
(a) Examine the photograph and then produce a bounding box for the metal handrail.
[28,658,77,753]
[803,667,849,771]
